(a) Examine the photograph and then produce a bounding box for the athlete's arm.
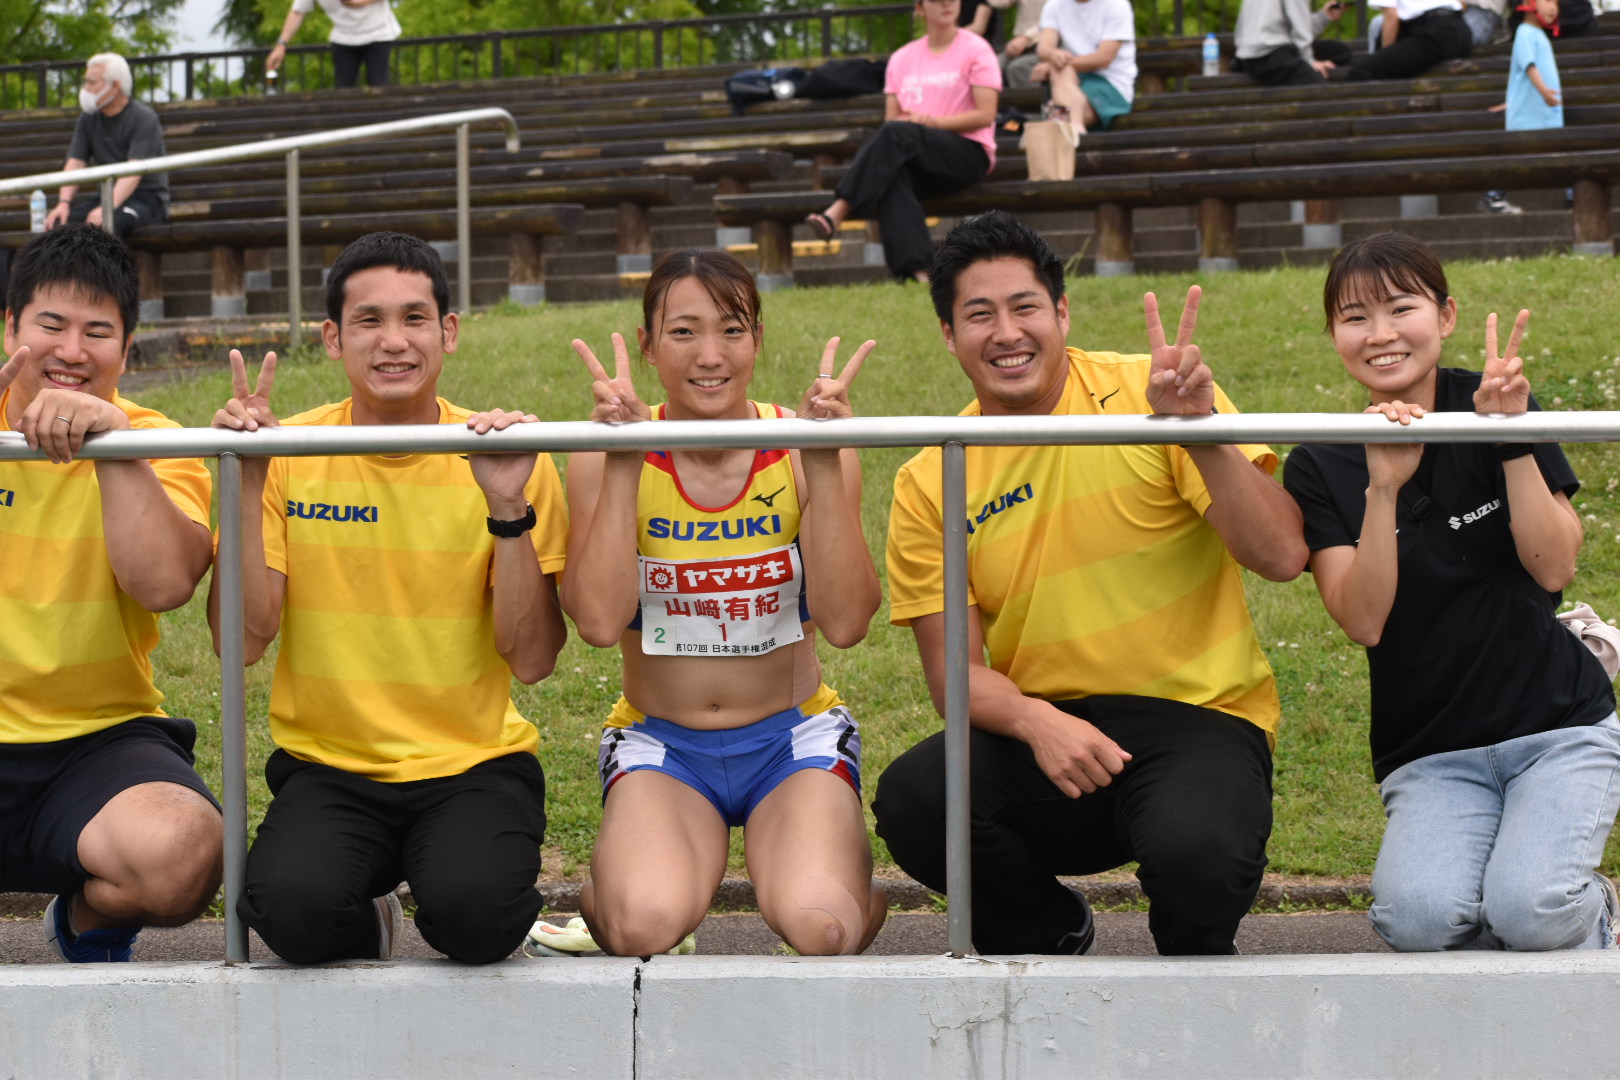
[97,457,214,612]
[468,409,568,684]
[208,349,286,663]
[910,608,1130,798]
[1503,463,1581,592]
[1188,447,1308,581]
[561,450,645,647]
[1307,404,1425,647]
[790,337,880,649]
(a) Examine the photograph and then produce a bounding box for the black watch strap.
[487,503,537,538]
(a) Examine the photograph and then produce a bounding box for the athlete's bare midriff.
[619,624,824,729]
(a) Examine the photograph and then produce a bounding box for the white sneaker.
[1478,194,1523,215]
[524,916,605,957]
[374,893,404,960]
[522,917,697,957]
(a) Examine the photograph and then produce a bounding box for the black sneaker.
[1054,887,1098,955]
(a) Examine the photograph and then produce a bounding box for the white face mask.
[78,84,114,114]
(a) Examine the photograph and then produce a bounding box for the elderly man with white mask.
[42,53,169,238]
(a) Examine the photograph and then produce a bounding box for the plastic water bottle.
[29,189,46,233]
[1202,33,1220,77]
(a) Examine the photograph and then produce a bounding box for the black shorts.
[0,716,220,895]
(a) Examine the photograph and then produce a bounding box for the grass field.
[131,252,1620,880]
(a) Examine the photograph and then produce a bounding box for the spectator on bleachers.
[210,233,567,965]
[1368,0,1509,50]
[1034,0,1137,134]
[875,211,1308,957]
[1285,232,1620,953]
[267,0,402,89]
[804,0,1000,282]
[41,54,168,239]
[1349,0,1473,80]
[0,225,221,963]
[961,0,1001,39]
[1233,0,1354,86]
[994,0,1051,88]
[1483,0,1563,213]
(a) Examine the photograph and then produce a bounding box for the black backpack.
[801,58,888,100]
[724,67,810,114]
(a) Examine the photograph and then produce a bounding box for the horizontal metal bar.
[0,108,521,197]
[0,411,1616,462]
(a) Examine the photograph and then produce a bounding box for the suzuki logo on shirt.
[1448,499,1502,530]
[287,500,379,523]
[0,489,13,507]
[965,483,1034,535]
[647,514,783,541]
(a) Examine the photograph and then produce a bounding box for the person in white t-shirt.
[1034,0,1137,134]
[1350,0,1472,79]
[267,0,403,88]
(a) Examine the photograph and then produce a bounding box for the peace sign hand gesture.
[796,336,875,421]
[0,345,28,402]
[572,334,650,425]
[1144,285,1215,417]
[1475,309,1532,416]
[213,349,279,432]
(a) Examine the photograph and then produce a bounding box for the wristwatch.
[487,503,537,537]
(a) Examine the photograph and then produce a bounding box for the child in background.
[1482,0,1562,214]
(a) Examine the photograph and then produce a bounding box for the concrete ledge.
[638,953,1620,1079]
[0,959,638,1079]
[4,953,1617,1078]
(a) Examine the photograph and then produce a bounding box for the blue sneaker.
[44,895,138,963]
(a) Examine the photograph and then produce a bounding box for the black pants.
[1238,40,1353,86]
[239,749,545,964]
[66,189,166,238]
[332,40,392,88]
[833,121,989,280]
[1349,9,1471,80]
[873,695,1273,955]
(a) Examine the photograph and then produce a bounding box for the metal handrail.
[0,107,521,334]
[3,407,1611,963]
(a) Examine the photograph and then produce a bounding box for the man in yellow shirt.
[874,211,1308,955]
[0,225,220,963]
[210,232,568,964]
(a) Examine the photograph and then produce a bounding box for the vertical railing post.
[286,148,301,346]
[217,452,250,965]
[456,123,472,316]
[821,11,834,57]
[185,56,195,100]
[942,440,974,958]
[99,177,116,235]
[653,23,665,68]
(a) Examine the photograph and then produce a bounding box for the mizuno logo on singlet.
[286,500,379,523]
[751,485,787,509]
[647,514,783,541]
[965,483,1034,535]
[0,489,13,507]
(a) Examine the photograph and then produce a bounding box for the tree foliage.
[1,0,182,63]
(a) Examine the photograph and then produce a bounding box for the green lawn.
[133,253,1620,880]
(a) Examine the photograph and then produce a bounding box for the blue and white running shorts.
[598,691,861,827]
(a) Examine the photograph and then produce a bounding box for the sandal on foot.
[805,211,837,240]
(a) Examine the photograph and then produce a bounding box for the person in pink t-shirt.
[806,0,1000,282]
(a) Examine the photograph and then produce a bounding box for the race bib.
[638,543,805,656]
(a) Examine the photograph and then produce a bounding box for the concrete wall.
[4,953,1618,1079]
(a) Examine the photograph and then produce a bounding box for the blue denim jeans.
[1370,714,1620,951]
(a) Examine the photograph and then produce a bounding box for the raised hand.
[1364,400,1426,491]
[572,334,650,424]
[797,336,875,421]
[1144,285,1215,417]
[1475,309,1531,416]
[466,407,540,509]
[0,345,29,401]
[213,349,279,431]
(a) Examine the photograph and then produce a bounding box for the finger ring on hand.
[55,415,70,424]
[816,374,835,379]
